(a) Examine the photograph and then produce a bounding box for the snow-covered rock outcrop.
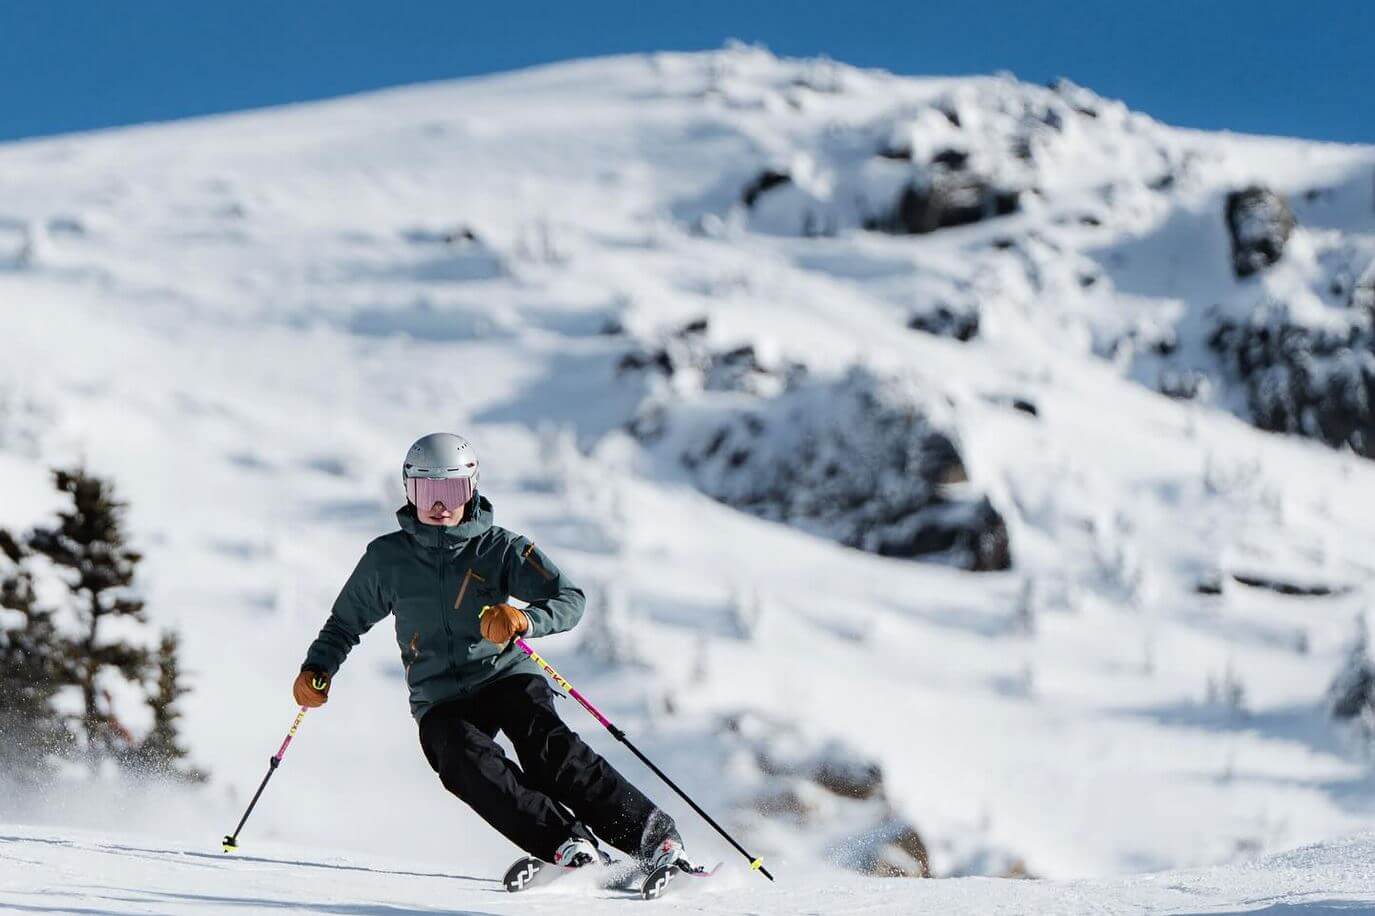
[662,367,1009,570]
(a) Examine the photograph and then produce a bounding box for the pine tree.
[0,529,71,785]
[1,467,206,785]
[26,468,151,762]
[127,631,206,782]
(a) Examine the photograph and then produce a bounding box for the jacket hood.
[397,493,494,548]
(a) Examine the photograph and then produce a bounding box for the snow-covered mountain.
[3,43,1375,898]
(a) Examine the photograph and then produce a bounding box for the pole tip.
[222,835,238,854]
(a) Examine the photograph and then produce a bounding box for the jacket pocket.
[521,542,554,581]
[453,569,487,610]
[403,631,422,679]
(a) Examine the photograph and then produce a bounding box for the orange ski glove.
[480,603,529,644]
[293,670,331,708]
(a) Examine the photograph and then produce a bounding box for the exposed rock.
[908,303,979,342]
[1003,859,1036,879]
[1230,572,1347,597]
[752,784,824,821]
[679,368,1011,570]
[617,317,805,397]
[931,148,971,171]
[725,709,1030,879]
[0,529,22,564]
[1225,186,1295,278]
[617,348,674,375]
[814,756,885,800]
[724,712,887,800]
[1196,573,1224,596]
[741,169,792,208]
[872,498,1010,571]
[707,344,804,393]
[871,173,1020,235]
[865,823,932,878]
[1207,304,1375,457]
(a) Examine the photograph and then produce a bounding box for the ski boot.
[639,811,708,899]
[552,836,599,868]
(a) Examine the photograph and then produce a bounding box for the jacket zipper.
[437,545,456,681]
[522,542,554,580]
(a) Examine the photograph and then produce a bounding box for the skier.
[292,433,692,875]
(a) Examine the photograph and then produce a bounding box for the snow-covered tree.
[125,631,206,782]
[26,468,150,761]
[0,531,71,786]
[8,467,204,781]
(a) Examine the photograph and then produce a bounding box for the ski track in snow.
[2,45,1375,909]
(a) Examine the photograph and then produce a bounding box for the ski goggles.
[405,475,475,509]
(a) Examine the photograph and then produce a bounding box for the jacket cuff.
[522,606,550,639]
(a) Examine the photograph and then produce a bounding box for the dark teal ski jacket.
[302,496,585,720]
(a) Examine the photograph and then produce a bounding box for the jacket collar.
[397,493,494,549]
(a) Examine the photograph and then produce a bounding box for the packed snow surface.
[3,824,1375,914]
[2,44,1375,904]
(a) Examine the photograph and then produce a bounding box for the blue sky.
[2,1,1370,144]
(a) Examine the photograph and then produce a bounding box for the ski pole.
[222,703,312,853]
[512,634,774,882]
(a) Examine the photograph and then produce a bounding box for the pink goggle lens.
[406,475,475,509]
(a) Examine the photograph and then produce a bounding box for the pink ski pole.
[222,702,312,852]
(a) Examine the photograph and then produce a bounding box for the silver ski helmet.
[402,433,479,509]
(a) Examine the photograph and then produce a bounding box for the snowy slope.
[2,44,1375,894]
[4,824,1375,914]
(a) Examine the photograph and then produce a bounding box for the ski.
[502,854,643,894]
[640,861,721,900]
[502,855,552,892]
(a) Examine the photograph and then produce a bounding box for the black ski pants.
[418,673,665,862]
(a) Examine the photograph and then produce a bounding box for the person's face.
[417,499,461,526]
